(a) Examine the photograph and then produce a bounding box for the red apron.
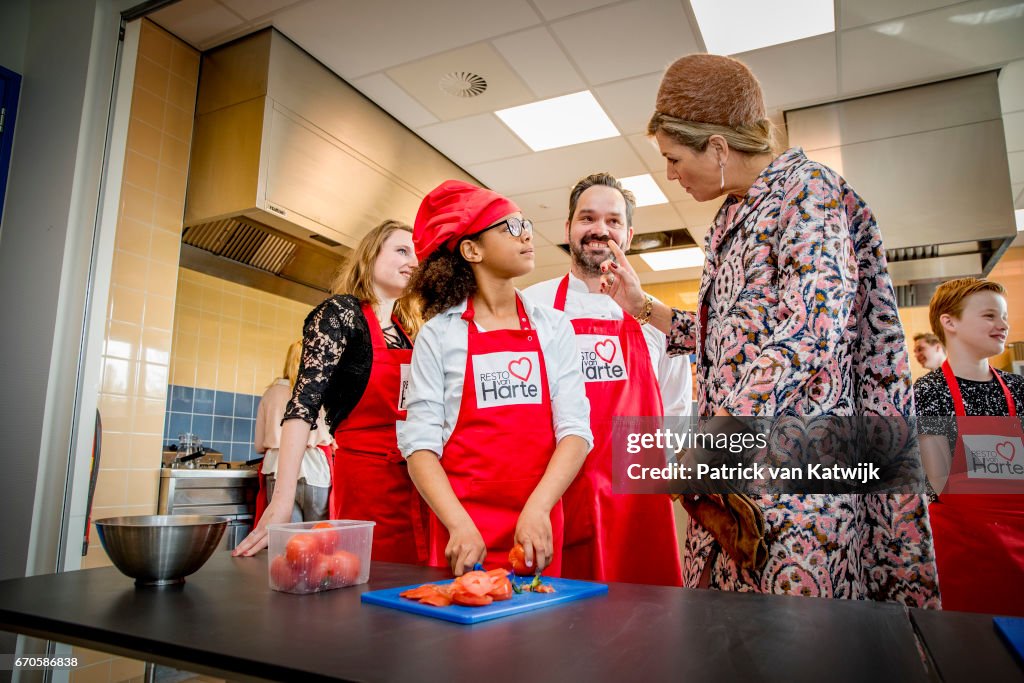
[929,359,1024,615]
[553,275,682,585]
[332,303,427,564]
[427,294,564,574]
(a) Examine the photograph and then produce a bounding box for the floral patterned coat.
[668,148,940,607]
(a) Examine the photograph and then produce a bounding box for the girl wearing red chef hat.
[398,180,593,576]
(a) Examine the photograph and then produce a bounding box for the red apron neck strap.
[941,358,1016,417]
[553,275,570,312]
[462,294,532,332]
[360,302,386,348]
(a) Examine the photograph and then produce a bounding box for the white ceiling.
[150,0,1024,285]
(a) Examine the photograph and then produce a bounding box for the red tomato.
[508,544,533,576]
[400,585,441,600]
[285,534,319,572]
[452,591,493,607]
[269,554,301,591]
[487,575,513,601]
[419,590,453,607]
[535,584,556,594]
[311,522,341,555]
[310,550,361,589]
[455,571,492,597]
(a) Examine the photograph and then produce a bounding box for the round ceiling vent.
[439,71,488,98]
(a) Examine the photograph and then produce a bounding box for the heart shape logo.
[594,339,617,364]
[508,357,532,382]
[996,441,1016,462]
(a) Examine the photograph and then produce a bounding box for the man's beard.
[570,236,618,277]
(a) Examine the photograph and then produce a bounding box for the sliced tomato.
[487,575,513,601]
[452,591,494,607]
[419,591,453,607]
[534,584,556,594]
[456,571,493,597]
[487,568,510,581]
[400,584,441,600]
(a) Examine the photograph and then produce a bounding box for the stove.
[157,464,258,550]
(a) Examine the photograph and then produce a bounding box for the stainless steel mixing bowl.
[94,515,227,586]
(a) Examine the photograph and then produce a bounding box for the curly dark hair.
[408,247,477,321]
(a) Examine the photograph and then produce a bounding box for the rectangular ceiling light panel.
[495,91,620,152]
[619,173,669,207]
[639,246,706,271]
[690,0,835,55]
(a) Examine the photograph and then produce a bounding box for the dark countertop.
[0,552,1019,683]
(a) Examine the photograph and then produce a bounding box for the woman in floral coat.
[603,54,939,607]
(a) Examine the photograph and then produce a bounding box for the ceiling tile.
[735,34,838,111]
[632,203,685,234]
[219,0,304,21]
[1008,150,1024,185]
[838,0,967,30]
[510,188,574,223]
[533,243,572,267]
[627,132,664,173]
[532,218,569,244]
[272,0,542,79]
[1005,111,1024,151]
[150,0,246,46]
[638,265,705,285]
[492,27,586,98]
[593,73,662,135]
[674,198,722,234]
[386,42,536,120]
[517,263,572,287]
[532,0,620,21]
[550,0,699,85]
[350,73,440,129]
[467,137,646,196]
[839,0,1024,95]
[1000,59,1024,113]
[416,114,530,166]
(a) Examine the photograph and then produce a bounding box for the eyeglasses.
[482,216,533,238]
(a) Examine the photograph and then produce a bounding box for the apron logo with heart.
[962,434,1024,480]
[575,334,628,383]
[507,357,532,381]
[473,351,543,408]
[996,441,1016,462]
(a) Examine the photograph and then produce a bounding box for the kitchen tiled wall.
[165,268,317,459]
[164,385,260,461]
[77,19,200,683]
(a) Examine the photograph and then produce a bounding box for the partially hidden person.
[915,277,1024,615]
[522,172,686,586]
[598,53,939,607]
[399,180,592,576]
[234,220,427,563]
[253,340,332,524]
[913,332,947,373]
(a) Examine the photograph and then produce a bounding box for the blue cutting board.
[994,617,1024,664]
[361,576,608,624]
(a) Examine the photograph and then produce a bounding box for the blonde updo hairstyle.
[647,54,774,155]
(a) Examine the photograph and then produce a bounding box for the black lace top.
[283,295,412,433]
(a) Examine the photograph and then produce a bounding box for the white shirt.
[397,293,594,458]
[256,379,332,487]
[523,273,693,416]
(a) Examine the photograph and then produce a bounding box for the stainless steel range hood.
[785,72,1017,288]
[183,29,477,300]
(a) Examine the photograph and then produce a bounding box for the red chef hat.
[413,180,520,261]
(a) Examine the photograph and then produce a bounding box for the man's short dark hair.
[568,172,636,227]
[913,332,942,346]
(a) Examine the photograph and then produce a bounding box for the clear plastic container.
[266,520,374,594]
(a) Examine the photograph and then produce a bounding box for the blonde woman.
[254,340,333,523]
[235,220,426,563]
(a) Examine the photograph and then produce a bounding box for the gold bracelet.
[634,294,654,326]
